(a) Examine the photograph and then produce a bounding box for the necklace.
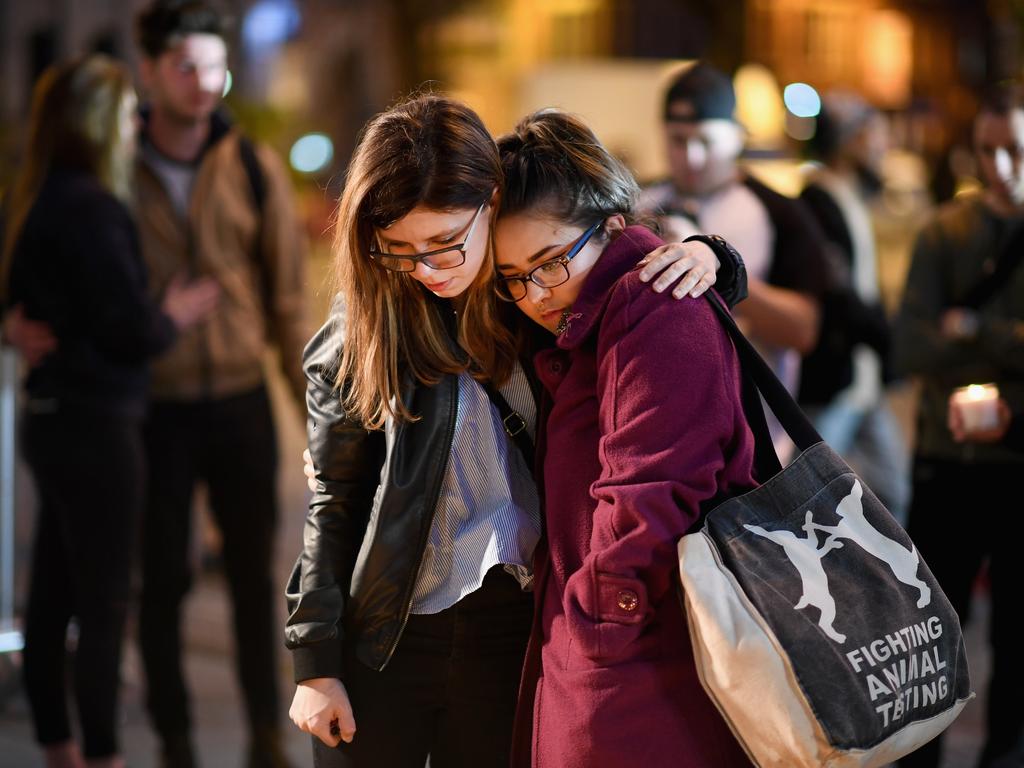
[556,310,580,336]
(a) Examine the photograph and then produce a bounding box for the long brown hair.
[332,94,518,429]
[1,54,135,300]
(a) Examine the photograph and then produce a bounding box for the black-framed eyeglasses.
[495,221,603,303]
[368,202,486,273]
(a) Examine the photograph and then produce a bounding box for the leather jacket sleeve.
[285,303,386,682]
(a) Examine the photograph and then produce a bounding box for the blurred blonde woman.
[0,54,217,768]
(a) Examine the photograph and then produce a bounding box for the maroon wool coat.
[514,227,757,768]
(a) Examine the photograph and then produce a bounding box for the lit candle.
[950,383,1000,433]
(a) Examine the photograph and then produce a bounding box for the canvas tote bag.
[678,293,973,767]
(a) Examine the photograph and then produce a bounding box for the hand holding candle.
[948,384,1010,442]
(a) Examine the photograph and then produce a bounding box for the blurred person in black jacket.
[5,5,311,762]
[893,82,1024,768]
[798,92,910,524]
[0,55,217,768]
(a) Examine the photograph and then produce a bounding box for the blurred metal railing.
[0,344,23,656]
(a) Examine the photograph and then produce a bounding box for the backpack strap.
[237,136,271,314]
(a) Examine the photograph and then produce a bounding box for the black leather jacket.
[284,234,747,681]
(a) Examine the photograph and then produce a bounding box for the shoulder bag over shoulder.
[677,292,973,767]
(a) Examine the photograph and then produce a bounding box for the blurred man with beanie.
[798,91,910,523]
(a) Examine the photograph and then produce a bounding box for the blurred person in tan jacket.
[132,3,308,767]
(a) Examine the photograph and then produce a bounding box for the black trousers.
[21,410,144,759]
[138,387,280,745]
[898,457,1024,768]
[312,567,533,768]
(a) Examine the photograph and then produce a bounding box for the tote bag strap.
[705,292,823,471]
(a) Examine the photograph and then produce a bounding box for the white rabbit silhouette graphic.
[810,480,931,609]
[745,511,847,643]
[745,480,931,644]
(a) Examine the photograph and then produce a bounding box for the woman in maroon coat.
[494,110,759,768]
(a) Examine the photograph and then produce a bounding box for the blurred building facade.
[0,0,252,183]
[2,0,1024,198]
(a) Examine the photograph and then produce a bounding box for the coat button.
[617,590,639,612]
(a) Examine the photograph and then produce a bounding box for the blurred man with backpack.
[132,3,307,765]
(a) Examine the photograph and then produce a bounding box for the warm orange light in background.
[517,59,685,182]
[414,0,614,140]
[734,63,786,150]
[862,9,913,108]
[242,0,928,201]
[267,47,309,113]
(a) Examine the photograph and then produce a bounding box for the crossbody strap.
[481,380,535,469]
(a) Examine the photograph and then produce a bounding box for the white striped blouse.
[409,360,542,614]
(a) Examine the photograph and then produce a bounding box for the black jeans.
[312,567,533,768]
[138,387,280,746]
[898,457,1024,768]
[21,409,144,759]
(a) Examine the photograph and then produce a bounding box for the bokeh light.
[242,0,302,51]
[289,133,333,174]
[783,82,822,118]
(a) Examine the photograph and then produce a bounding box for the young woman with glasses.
[284,94,745,768]
[493,109,758,768]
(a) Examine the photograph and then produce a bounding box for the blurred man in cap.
[640,61,830,459]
